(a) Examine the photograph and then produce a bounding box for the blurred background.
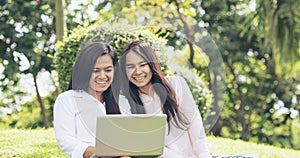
[0,0,299,151]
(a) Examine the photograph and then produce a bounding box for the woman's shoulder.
[165,75,190,97]
[56,90,85,102]
[165,75,185,86]
[57,90,75,98]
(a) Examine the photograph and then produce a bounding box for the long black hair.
[68,42,121,114]
[120,40,188,129]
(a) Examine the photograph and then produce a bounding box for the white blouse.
[53,90,131,158]
[140,76,212,158]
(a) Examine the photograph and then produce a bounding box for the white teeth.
[134,77,144,81]
[96,81,107,84]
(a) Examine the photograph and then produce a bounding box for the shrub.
[54,21,167,92]
[54,20,212,119]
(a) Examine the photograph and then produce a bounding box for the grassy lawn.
[0,129,299,158]
[209,137,300,158]
[0,129,67,158]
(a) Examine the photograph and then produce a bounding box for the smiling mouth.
[96,81,107,84]
[95,80,109,86]
[133,76,146,81]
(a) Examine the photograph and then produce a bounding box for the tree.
[55,0,66,41]
[0,0,56,128]
[94,0,225,130]
[201,0,300,149]
[245,0,300,78]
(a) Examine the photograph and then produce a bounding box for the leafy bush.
[54,21,167,92]
[54,21,212,119]
[0,95,54,129]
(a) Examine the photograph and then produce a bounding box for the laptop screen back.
[95,114,167,157]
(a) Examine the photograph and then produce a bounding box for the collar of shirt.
[139,91,164,114]
[71,90,106,108]
[139,91,154,103]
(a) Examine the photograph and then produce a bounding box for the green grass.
[0,129,299,158]
[209,136,300,158]
[0,129,67,158]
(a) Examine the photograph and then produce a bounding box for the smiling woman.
[86,54,115,102]
[53,42,131,158]
[125,51,153,95]
[119,40,212,158]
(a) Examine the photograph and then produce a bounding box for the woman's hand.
[83,146,95,158]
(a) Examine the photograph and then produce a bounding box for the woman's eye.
[92,69,99,73]
[126,65,134,69]
[140,63,148,67]
[105,69,112,72]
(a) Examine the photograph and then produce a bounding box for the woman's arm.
[54,93,91,158]
[177,76,212,158]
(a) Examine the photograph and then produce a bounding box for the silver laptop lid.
[95,114,167,157]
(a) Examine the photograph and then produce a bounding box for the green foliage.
[0,0,56,128]
[2,0,299,152]
[0,95,54,129]
[54,20,212,119]
[202,0,300,149]
[0,0,55,78]
[54,21,167,92]
[245,0,300,77]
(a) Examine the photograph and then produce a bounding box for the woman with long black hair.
[119,40,211,158]
[54,42,130,158]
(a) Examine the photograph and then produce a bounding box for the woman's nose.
[135,66,142,74]
[98,71,106,78]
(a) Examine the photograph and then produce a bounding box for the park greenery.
[0,0,300,155]
[1,129,300,158]
[54,21,212,118]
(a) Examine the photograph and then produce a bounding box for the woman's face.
[125,51,153,94]
[86,54,114,97]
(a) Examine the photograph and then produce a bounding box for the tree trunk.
[55,0,66,41]
[174,0,195,68]
[211,116,223,136]
[33,73,50,128]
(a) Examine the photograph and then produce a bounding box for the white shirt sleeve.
[177,76,212,158]
[53,92,90,158]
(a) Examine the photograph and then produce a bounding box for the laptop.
[95,114,167,157]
